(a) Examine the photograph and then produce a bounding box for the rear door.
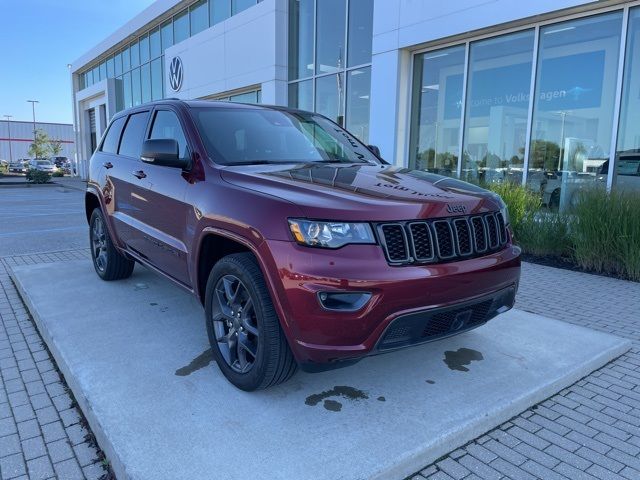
[107,110,152,254]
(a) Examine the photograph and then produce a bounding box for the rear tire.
[89,209,135,281]
[205,253,297,391]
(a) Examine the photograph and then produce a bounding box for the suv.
[86,100,521,391]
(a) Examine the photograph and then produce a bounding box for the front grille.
[377,212,508,265]
[379,224,408,262]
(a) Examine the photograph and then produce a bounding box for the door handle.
[103,161,113,169]
[132,170,147,179]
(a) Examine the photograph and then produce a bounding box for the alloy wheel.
[91,216,108,272]
[211,275,260,373]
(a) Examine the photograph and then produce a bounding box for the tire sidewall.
[205,256,271,391]
[89,209,109,279]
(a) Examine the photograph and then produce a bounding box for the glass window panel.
[130,41,140,68]
[123,72,132,108]
[106,57,115,78]
[85,71,92,87]
[346,67,371,143]
[151,58,163,101]
[230,91,258,103]
[118,112,150,158]
[139,34,150,64]
[174,10,190,44]
[122,47,131,72]
[92,66,100,82]
[288,79,313,111]
[461,30,534,184]
[316,0,346,75]
[232,0,255,15]
[114,52,122,76]
[131,67,142,107]
[161,20,173,49]
[288,0,314,80]
[315,74,344,125]
[615,7,640,192]
[409,45,466,175]
[150,28,161,58]
[115,76,124,111]
[211,0,231,25]
[141,63,151,104]
[149,110,189,159]
[347,0,373,67]
[257,89,261,103]
[527,13,623,210]
[191,0,209,35]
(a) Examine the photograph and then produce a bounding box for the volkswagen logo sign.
[169,56,183,92]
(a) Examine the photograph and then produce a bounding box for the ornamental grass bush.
[486,181,640,282]
[571,188,640,282]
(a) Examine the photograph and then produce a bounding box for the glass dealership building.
[71,0,640,202]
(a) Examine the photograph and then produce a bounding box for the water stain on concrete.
[323,399,342,412]
[377,396,386,402]
[305,386,368,412]
[443,348,484,372]
[426,380,435,384]
[175,349,214,376]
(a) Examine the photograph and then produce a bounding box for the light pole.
[67,63,79,177]
[27,100,39,143]
[3,115,13,163]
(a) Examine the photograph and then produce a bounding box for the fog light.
[317,292,372,312]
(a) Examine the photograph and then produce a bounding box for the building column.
[261,79,288,105]
[369,48,412,166]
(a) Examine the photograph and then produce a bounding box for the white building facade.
[0,120,74,162]
[71,0,640,198]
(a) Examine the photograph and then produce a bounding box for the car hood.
[220,163,502,221]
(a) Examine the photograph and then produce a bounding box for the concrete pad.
[11,260,631,480]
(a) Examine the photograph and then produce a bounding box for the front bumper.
[259,239,521,369]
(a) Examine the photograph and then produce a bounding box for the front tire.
[205,253,297,391]
[89,209,135,281]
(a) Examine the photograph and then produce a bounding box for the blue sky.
[0,0,155,125]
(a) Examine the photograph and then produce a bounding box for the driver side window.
[149,110,189,160]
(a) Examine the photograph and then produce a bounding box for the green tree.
[50,139,63,156]
[28,129,52,159]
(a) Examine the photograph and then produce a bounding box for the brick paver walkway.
[412,263,640,480]
[0,250,105,480]
[1,252,639,480]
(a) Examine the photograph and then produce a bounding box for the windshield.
[36,160,52,166]
[191,107,380,166]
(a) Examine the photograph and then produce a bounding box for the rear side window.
[118,112,150,159]
[100,116,126,154]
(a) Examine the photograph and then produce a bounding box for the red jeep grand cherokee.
[86,100,521,391]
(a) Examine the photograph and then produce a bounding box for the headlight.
[288,219,375,248]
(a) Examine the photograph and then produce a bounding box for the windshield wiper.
[226,160,298,166]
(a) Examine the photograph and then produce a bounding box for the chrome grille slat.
[376,212,508,266]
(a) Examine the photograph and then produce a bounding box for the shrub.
[517,212,572,257]
[571,187,640,281]
[25,169,51,184]
[484,181,541,241]
[52,170,64,177]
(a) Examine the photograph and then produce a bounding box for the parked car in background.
[29,159,56,173]
[597,152,640,192]
[9,159,29,173]
[50,156,70,169]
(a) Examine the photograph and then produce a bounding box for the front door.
[132,108,192,285]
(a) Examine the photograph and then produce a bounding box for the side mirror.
[367,144,381,157]
[141,139,189,169]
